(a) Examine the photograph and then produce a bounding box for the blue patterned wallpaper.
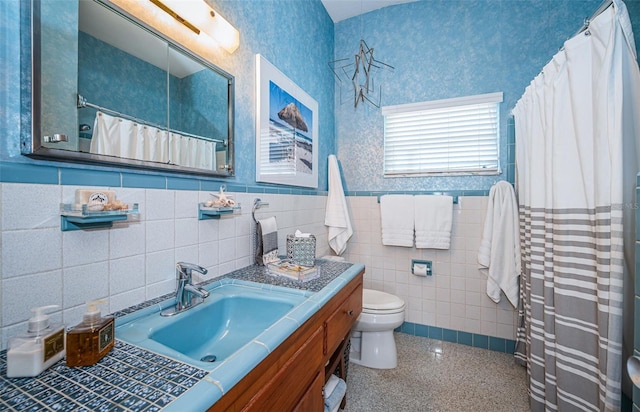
[79,32,228,144]
[2,0,335,191]
[78,32,169,129]
[211,0,336,188]
[176,68,229,144]
[334,0,604,192]
[2,0,640,192]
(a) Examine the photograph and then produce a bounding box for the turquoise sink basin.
[115,282,310,368]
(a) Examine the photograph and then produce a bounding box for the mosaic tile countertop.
[0,341,208,411]
[218,259,354,292]
[0,259,361,411]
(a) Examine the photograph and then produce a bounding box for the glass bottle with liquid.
[66,300,115,367]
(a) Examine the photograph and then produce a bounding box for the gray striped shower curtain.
[512,0,640,410]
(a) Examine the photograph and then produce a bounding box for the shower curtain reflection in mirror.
[90,111,216,170]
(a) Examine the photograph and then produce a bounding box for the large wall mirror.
[24,0,235,177]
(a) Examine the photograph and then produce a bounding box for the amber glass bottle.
[66,300,114,367]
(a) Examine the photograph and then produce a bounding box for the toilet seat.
[362,289,405,314]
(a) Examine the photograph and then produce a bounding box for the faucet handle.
[176,262,208,279]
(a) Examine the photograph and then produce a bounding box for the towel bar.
[252,198,269,222]
[376,194,458,204]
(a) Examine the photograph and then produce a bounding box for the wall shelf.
[198,203,240,220]
[60,203,139,231]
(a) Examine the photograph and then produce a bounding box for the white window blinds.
[382,92,503,176]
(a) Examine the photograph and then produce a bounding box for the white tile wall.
[343,195,518,340]
[0,183,329,349]
[0,183,517,348]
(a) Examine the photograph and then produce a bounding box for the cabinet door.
[293,372,324,412]
[242,326,323,411]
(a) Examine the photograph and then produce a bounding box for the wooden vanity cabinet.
[208,270,363,412]
[324,281,363,358]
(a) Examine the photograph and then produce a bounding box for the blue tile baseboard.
[396,321,517,354]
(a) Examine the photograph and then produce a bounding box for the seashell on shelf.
[207,187,235,208]
[103,199,129,211]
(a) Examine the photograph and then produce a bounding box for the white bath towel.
[414,195,453,249]
[477,181,521,308]
[324,155,353,255]
[380,195,414,247]
[256,216,279,265]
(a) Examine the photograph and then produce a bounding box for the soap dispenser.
[66,300,115,367]
[6,305,66,378]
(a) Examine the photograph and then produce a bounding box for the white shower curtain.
[144,126,169,164]
[513,1,640,410]
[90,112,217,170]
[90,111,134,158]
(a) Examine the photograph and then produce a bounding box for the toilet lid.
[362,289,405,311]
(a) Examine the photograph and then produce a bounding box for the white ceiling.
[321,0,417,22]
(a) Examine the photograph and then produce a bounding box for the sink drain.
[201,355,217,362]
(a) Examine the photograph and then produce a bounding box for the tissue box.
[286,234,316,267]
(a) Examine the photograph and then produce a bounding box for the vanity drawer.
[324,281,363,357]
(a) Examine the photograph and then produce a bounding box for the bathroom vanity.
[0,260,364,411]
[210,266,363,411]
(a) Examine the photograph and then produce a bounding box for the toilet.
[349,288,405,369]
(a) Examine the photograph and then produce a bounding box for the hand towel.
[324,155,353,255]
[380,195,414,247]
[415,195,453,249]
[323,375,346,412]
[255,216,279,265]
[477,181,521,308]
[323,374,340,400]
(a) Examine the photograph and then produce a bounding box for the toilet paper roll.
[413,263,428,277]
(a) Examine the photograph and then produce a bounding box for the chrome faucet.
[161,262,210,317]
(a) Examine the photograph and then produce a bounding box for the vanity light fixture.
[149,0,201,35]
[110,0,239,55]
[151,0,240,53]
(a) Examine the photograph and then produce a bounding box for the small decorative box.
[286,234,316,267]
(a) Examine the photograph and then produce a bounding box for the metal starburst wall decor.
[329,39,394,108]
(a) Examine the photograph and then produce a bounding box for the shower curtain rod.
[572,0,613,37]
[76,94,225,145]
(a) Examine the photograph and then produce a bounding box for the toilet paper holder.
[411,259,432,276]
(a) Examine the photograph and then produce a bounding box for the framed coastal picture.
[255,54,318,188]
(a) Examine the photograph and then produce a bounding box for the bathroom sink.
[115,282,310,368]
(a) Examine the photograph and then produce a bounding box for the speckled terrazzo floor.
[343,333,529,412]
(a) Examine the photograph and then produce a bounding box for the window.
[382,92,503,176]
